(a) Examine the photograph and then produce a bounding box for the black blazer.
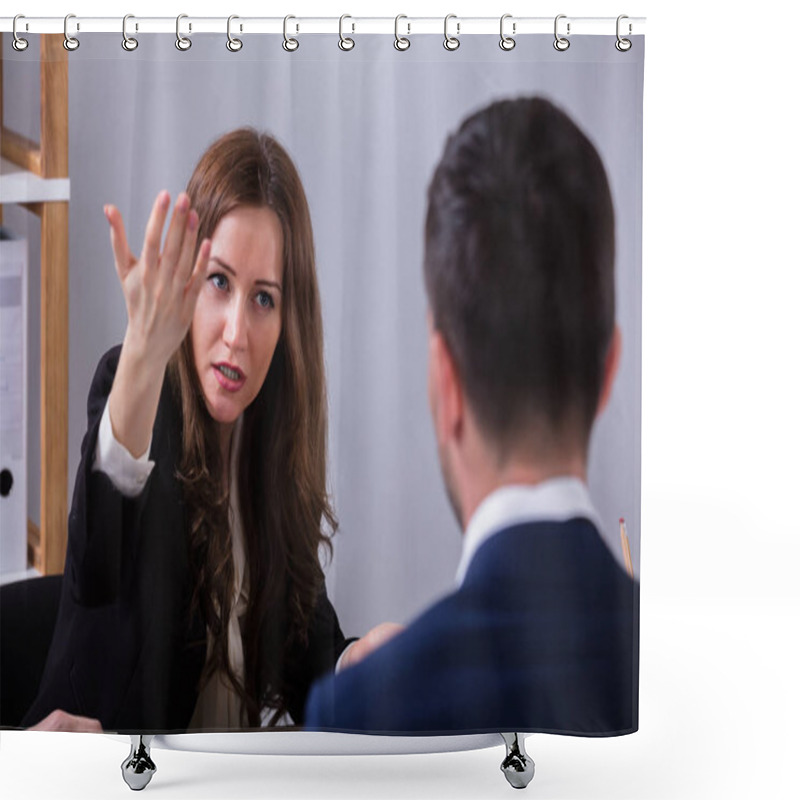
[23,346,349,733]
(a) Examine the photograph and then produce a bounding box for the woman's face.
[191,205,284,436]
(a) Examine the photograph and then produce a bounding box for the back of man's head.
[424,96,616,458]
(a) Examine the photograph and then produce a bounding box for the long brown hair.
[169,128,336,726]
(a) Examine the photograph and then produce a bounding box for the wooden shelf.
[1,35,69,576]
[1,156,70,204]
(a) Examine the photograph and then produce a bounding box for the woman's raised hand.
[104,192,211,459]
[105,191,211,369]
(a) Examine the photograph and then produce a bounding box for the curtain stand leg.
[121,734,157,791]
[500,732,535,789]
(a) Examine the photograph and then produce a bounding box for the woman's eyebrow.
[210,256,282,293]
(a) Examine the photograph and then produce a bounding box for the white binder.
[0,226,27,576]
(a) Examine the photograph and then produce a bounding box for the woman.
[24,129,389,732]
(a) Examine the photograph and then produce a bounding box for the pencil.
[619,518,634,578]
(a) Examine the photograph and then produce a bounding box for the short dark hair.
[424,97,615,453]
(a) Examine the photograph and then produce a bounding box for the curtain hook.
[444,14,460,51]
[122,14,139,51]
[499,14,516,51]
[283,15,299,51]
[394,14,410,51]
[63,14,80,51]
[339,14,355,51]
[227,15,243,51]
[176,14,192,51]
[12,15,29,51]
[554,14,570,51]
[616,15,632,51]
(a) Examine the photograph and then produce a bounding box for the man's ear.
[596,324,622,416]
[429,328,464,445]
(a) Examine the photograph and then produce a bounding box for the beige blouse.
[188,416,249,728]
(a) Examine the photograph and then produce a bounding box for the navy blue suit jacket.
[305,519,638,735]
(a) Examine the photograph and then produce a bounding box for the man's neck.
[459,454,587,533]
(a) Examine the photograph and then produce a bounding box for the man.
[305,97,638,735]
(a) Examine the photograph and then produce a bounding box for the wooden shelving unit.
[0,35,69,575]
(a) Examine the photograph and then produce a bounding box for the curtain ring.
[227,15,243,51]
[554,14,570,51]
[339,14,355,51]
[63,14,80,51]
[394,14,410,51]
[616,14,632,52]
[12,15,29,51]
[122,14,139,51]
[499,14,515,51]
[443,14,460,51]
[283,15,299,51]
[176,14,192,51]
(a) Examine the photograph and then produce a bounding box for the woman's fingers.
[175,208,201,285]
[184,238,211,312]
[28,709,103,732]
[161,192,191,275]
[142,190,171,271]
[104,205,134,281]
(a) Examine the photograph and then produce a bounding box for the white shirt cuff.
[92,401,155,498]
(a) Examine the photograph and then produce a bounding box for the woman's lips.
[213,363,245,392]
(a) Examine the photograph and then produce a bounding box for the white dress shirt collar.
[454,477,603,587]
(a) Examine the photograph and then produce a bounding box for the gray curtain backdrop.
[4,33,643,636]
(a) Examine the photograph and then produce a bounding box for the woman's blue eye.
[255,291,274,309]
[210,273,228,291]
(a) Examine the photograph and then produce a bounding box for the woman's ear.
[597,325,622,416]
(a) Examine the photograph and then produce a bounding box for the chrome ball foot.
[121,735,156,791]
[500,733,535,789]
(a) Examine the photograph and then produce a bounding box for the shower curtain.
[2,26,643,737]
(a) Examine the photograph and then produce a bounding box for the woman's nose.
[223,299,247,351]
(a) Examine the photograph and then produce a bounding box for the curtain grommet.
[122,14,139,51]
[394,15,410,51]
[444,14,460,51]
[554,15,570,51]
[226,15,243,52]
[615,15,632,51]
[176,14,192,51]
[63,14,80,51]
[12,14,29,52]
[338,14,355,51]
[499,14,516,51]
[283,15,299,52]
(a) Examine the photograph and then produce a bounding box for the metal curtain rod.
[1,16,646,36]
